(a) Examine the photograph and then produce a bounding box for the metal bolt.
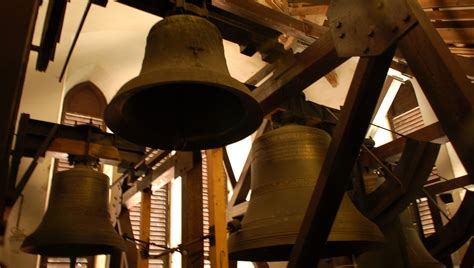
[339,33,345,38]
[363,47,370,54]
[336,21,342,28]
[403,14,411,22]
[368,30,375,37]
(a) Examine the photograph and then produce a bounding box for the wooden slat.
[437,28,474,44]
[450,46,474,56]
[288,45,396,267]
[427,9,474,20]
[400,0,474,177]
[432,20,474,29]
[253,31,348,115]
[418,0,474,8]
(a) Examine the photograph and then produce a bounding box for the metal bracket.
[327,0,416,57]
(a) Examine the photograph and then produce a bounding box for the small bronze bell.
[228,125,384,261]
[105,15,263,151]
[21,164,126,256]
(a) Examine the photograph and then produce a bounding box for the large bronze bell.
[105,15,263,151]
[228,125,384,261]
[356,208,445,268]
[21,164,126,256]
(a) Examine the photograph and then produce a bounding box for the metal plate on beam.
[327,0,416,56]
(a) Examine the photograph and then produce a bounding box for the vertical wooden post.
[181,152,204,268]
[0,0,41,235]
[138,188,151,268]
[288,46,396,267]
[206,148,229,268]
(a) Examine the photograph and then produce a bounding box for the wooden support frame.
[0,0,41,236]
[254,31,348,115]
[399,0,474,177]
[288,46,396,267]
[138,188,152,268]
[181,152,204,268]
[206,148,229,268]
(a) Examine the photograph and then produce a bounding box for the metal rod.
[432,172,472,193]
[422,188,451,221]
[59,0,92,82]
[13,124,59,202]
[325,107,404,188]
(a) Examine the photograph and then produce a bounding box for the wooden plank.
[0,0,41,235]
[450,46,474,56]
[182,152,204,268]
[400,0,474,177]
[117,208,138,268]
[418,0,474,8]
[254,32,348,115]
[48,137,121,162]
[437,28,474,44]
[288,46,396,267]
[212,0,327,42]
[206,148,229,268]
[289,5,328,16]
[456,55,474,76]
[138,188,151,268]
[425,175,474,194]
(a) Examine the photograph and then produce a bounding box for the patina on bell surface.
[228,125,384,261]
[21,164,126,256]
[105,14,263,151]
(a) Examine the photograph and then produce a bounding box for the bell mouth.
[105,71,263,150]
[21,243,123,257]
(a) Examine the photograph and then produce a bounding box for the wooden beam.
[366,140,440,225]
[117,208,138,268]
[399,0,474,177]
[138,188,151,268]
[0,0,41,235]
[425,175,474,194]
[254,32,348,115]
[288,46,396,267]
[418,0,474,8]
[212,0,327,42]
[206,148,229,268]
[182,152,204,268]
[359,122,446,166]
[461,238,474,268]
[223,147,237,188]
[437,28,474,44]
